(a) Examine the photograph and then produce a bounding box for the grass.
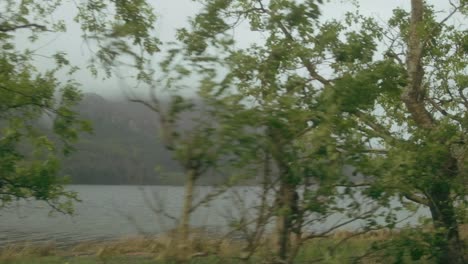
[0,256,154,264]
[0,237,390,264]
[1,225,466,264]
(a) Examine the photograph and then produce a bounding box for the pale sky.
[13,0,460,98]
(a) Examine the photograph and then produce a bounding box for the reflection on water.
[0,185,430,246]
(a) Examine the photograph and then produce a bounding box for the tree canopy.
[151,0,467,263]
[0,0,157,213]
[1,0,466,263]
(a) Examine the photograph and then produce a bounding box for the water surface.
[0,185,429,246]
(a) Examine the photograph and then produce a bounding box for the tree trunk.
[267,126,299,263]
[427,180,465,264]
[402,0,434,129]
[180,169,196,242]
[275,180,297,263]
[403,1,465,262]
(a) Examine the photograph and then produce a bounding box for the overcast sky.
[15,0,459,98]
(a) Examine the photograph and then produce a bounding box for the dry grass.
[0,225,466,263]
[58,229,246,262]
[0,242,57,262]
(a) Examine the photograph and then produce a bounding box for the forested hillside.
[57,93,362,185]
[58,93,194,185]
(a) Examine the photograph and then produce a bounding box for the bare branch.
[403,192,429,206]
[354,111,398,144]
[427,97,463,123]
[0,23,48,32]
[334,183,372,188]
[129,96,175,150]
[129,98,159,113]
[458,87,468,108]
[437,1,463,26]
[301,205,379,241]
[45,201,70,215]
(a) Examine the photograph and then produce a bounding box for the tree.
[128,56,246,260]
[338,1,467,263]
[169,1,387,263]
[0,0,157,212]
[168,0,466,263]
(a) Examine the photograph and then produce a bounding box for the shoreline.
[1,226,466,263]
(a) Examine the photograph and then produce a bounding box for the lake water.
[0,185,430,247]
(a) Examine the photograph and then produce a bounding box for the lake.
[0,185,430,247]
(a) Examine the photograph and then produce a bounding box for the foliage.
[0,0,157,213]
[154,0,467,263]
[3,0,466,262]
[149,1,391,263]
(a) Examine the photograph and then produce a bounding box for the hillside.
[61,94,190,185]
[58,94,364,185]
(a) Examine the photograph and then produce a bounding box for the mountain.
[59,93,366,185]
[61,93,185,185]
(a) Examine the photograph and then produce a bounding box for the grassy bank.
[1,225,466,264]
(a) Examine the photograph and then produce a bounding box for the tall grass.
[1,225,466,263]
